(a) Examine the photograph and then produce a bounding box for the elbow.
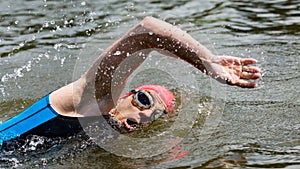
[141,16,160,27]
[142,16,155,23]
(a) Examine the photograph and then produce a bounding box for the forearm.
[139,16,214,71]
[100,16,214,72]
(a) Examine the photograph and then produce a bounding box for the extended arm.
[50,17,261,116]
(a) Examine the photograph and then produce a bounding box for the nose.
[138,110,153,123]
[115,108,144,124]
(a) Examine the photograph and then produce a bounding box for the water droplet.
[14,68,24,78]
[148,32,153,36]
[61,56,66,66]
[114,51,122,55]
[81,1,86,6]
[186,42,189,47]
[54,43,61,51]
[44,53,50,59]
[129,32,135,36]
[43,22,49,27]
[157,38,160,41]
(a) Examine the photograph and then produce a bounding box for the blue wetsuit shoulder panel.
[0,94,101,147]
[0,94,58,144]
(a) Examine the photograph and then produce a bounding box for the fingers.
[216,56,261,88]
[227,79,258,88]
[236,80,258,88]
[240,65,262,79]
[242,65,260,73]
[241,58,257,65]
[240,72,262,80]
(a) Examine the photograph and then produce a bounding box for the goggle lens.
[132,90,153,109]
[136,92,151,106]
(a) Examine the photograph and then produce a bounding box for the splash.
[0,52,47,99]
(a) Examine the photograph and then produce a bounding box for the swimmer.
[0,17,261,144]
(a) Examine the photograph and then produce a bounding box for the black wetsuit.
[0,94,99,146]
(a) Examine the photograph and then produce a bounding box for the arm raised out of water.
[50,16,261,116]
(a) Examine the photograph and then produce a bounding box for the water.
[0,0,299,168]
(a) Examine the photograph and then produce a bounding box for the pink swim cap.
[134,84,175,113]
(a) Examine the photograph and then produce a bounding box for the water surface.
[0,0,299,168]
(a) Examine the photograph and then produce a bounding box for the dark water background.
[0,0,299,168]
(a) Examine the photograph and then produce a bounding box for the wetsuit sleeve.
[0,94,59,145]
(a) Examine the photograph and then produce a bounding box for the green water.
[0,0,299,168]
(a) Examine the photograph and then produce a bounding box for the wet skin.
[108,90,167,132]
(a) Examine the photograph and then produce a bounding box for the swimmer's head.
[107,84,175,133]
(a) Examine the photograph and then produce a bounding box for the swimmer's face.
[108,90,167,132]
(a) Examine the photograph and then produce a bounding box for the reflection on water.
[228,0,300,35]
[0,0,299,168]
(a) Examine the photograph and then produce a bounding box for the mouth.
[125,118,139,129]
[106,112,154,134]
[106,110,143,133]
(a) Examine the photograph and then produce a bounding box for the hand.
[205,55,262,88]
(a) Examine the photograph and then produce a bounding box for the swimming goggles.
[131,89,166,122]
[131,89,154,110]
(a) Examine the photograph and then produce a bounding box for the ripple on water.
[226,0,300,35]
[0,0,299,168]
